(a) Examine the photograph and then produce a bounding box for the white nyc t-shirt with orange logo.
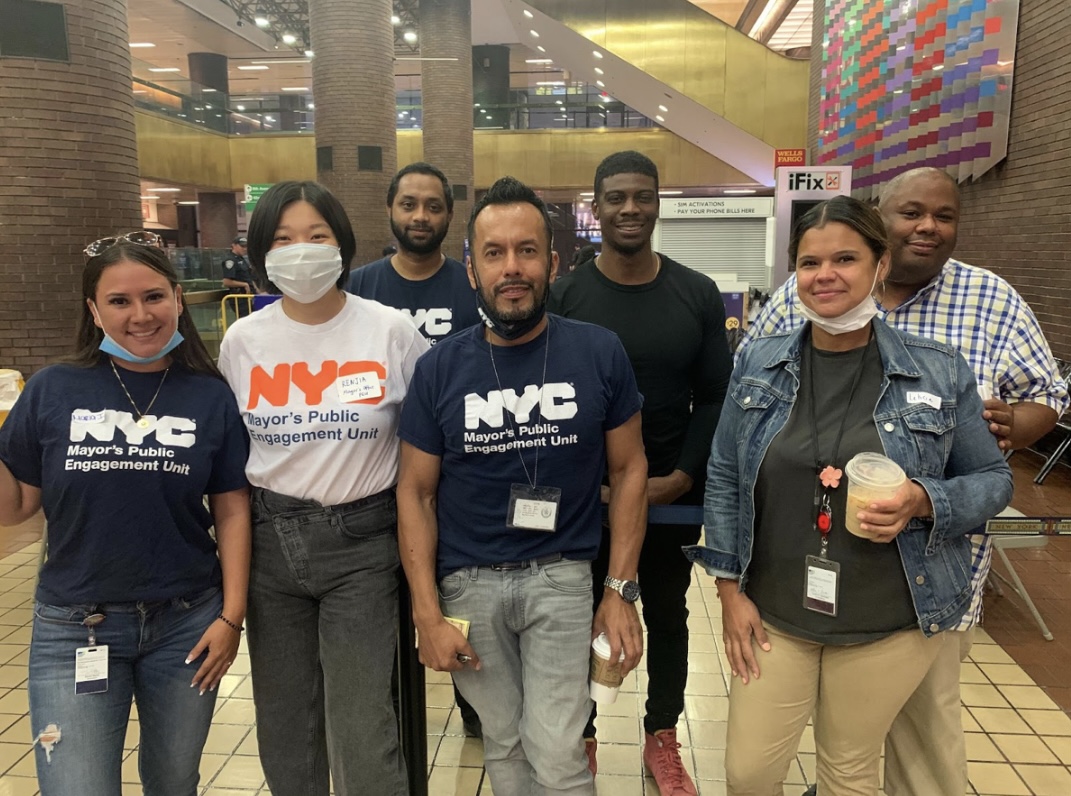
[219,293,429,505]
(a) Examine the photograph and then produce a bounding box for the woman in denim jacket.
[684,196,1012,795]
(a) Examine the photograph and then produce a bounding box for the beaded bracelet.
[217,614,245,633]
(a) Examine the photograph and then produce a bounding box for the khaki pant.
[725,623,944,796]
[883,628,974,796]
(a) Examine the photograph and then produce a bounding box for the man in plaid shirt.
[742,167,1069,796]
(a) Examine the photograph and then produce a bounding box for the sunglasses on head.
[84,231,163,258]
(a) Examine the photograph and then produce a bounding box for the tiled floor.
[0,457,1068,795]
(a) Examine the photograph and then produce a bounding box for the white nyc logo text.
[464,383,577,429]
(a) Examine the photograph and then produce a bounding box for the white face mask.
[264,243,343,304]
[797,270,881,335]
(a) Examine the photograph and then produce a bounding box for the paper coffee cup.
[589,633,626,704]
[844,452,906,538]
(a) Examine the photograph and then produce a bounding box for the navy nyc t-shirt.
[398,316,642,577]
[348,256,481,344]
[0,363,249,605]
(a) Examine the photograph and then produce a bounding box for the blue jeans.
[444,559,595,796]
[28,587,223,796]
[248,487,406,796]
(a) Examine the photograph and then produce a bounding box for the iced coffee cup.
[589,633,626,704]
[844,452,907,538]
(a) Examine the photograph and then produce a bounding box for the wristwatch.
[604,576,641,603]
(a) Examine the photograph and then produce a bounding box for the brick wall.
[809,0,1071,361]
[0,0,142,375]
[421,0,475,263]
[309,0,397,267]
[953,1,1071,361]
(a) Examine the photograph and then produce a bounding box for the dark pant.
[587,520,701,737]
[248,487,407,796]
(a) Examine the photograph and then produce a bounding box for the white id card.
[75,646,109,694]
[803,555,840,617]
[507,484,561,532]
[336,372,383,403]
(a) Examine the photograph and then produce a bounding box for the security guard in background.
[222,235,256,317]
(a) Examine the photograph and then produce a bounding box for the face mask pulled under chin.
[797,271,881,335]
[265,243,343,304]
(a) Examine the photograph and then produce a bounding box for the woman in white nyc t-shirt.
[219,182,428,796]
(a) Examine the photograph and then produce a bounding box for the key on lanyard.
[82,613,105,647]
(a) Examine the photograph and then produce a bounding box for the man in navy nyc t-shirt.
[348,162,480,344]
[396,177,647,792]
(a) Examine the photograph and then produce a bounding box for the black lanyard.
[806,326,875,544]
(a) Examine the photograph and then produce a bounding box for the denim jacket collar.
[760,318,924,381]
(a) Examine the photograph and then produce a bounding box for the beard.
[480,278,548,324]
[391,218,448,256]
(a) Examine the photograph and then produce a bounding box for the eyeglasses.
[84,231,163,258]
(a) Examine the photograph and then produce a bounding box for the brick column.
[0,0,142,375]
[197,192,239,248]
[309,0,397,266]
[421,0,474,261]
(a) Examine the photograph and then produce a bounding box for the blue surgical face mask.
[98,330,184,364]
[89,301,184,364]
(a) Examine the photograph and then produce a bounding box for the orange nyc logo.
[247,361,387,408]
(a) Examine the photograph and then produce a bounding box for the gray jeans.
[445,558,595,795]
[248,487,406,796]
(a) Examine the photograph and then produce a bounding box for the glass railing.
[133,76,657,134]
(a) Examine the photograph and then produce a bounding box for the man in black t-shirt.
[549,151,732,794]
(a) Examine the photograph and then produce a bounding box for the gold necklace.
[110,360,170,428]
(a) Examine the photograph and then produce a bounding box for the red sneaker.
[585,737,598,776]
[643,728,697,795]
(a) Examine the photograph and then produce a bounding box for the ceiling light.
[724,189,758,195]
[308,102,314,109]
[555,100,563,105]
[178,201,200,206]
[593,50,603,58]
[236,105,246,111]
[659,190,683,195]
[537,81,565,86]
[523,9,534,18]
[391,14,401,25]
[148,187,181,193]
[237,65,269,70]
[139,195,157,200]
[933,64,944,70]
[658,104,668,112]
[526,58,553,64]
[148,67,180,73]
[304,50,314,58]
[129,42,155,48]
[655,115,664,122]
[596,80,605,87]
[530,30,540,37]
[594,67,603,75]
[281,87,309,91]
[281,33,297,44]
[264,116,275,122]
[250,59,308,64]
[403,30,418,43]
[537,45,546,53]
[202,88,217,93]
[398,112,405,118]
[254,15,270,28]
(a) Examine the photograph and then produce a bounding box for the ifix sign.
[775,149,807,167]
[787,171,843,191]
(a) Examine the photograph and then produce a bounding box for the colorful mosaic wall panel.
[818,0,1019,196]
